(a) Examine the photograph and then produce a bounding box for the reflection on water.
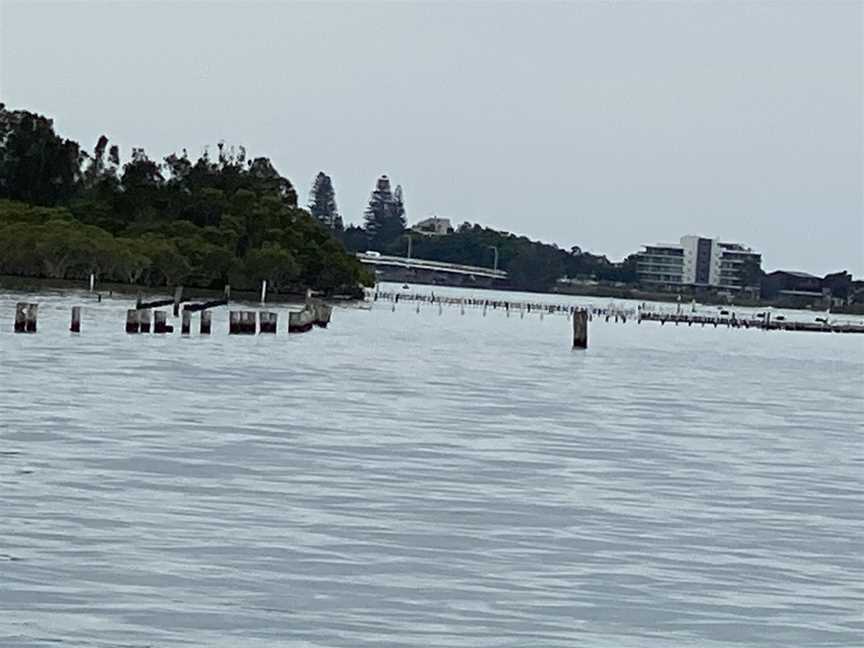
[1,286,862,647]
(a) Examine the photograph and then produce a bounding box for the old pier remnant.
[572,310,588,349]
[70,306,81,333]
[200,311,212,335]
[14,303,38,333]
[229,311,257,334]
[259,311,277,334]
[139,309,152,333]
[126,309,140,333]
[153,310,173,334]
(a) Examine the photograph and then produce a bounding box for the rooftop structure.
[412,216,452,236]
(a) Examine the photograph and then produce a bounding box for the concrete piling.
[153,310,173,334]
[126,309,140,333]
[200,311,212,335]
[70,306,81,333]
[181,309,191,335]
[259,311,277,334]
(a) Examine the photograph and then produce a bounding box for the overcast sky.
[1,1,861,275]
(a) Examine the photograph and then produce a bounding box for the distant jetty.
[371,290,864,335]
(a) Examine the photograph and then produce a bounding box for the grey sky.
[2,1,862,275]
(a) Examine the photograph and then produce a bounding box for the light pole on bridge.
[488,245,499,272]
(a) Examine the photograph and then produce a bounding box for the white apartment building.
[636,235,761,290]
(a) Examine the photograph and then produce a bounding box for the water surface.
[1,286,862,647]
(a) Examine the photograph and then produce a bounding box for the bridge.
[356,253,507,287]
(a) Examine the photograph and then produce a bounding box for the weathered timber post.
[241,311,256,334]
[12,303,36,333]
[126,309,140,333]
[260,280,268,304]
[181,309,191,335]
[173,286,184,317]
[89,273,95,293]
[70,306,81,333]
[153,310,173,334]
[23,304,38,332]
[14,303,27,333]
[573,310,588,349]
[259,311,277,333]
[200,311,212,335]
[139,309,152,333]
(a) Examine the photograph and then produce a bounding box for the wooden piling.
[259,311,277,334]
[314,304,333,328]
[139,309,151,333]
[200,310,212,335]
[173,286,184,317]
[70,306,81,333]
[153,310,173,334]
[12,302,36,333]
[125,309,140,333]
[572,310,588,349]
[14,302,26,333]
[181,309,191,335]
[288,309,315,333]
[228,310,256,334]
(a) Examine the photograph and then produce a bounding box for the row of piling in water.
[371,289,864,334]
[9,294,333,336]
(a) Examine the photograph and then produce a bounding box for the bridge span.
[356,253,507,287]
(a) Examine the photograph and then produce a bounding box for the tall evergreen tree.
[364,175,405,249]
[309,171,340,230]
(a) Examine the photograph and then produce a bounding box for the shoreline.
[0,275,361,305]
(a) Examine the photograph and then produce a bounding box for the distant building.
[635,235,761,291]
[635,244,685,288]
[761,270,853,307]
[412,216,452,236]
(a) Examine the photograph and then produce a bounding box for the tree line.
[0,104,372,295]
[0,103,633,295]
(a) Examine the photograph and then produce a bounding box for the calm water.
[1,285,862,647]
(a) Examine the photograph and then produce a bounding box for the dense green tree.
[363,175,405,250]
[309,172,341,230]
[0,105,82,205]
[0,105,371,295]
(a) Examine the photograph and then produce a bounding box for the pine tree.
[364,175,405,249]
[309,171,340,230]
